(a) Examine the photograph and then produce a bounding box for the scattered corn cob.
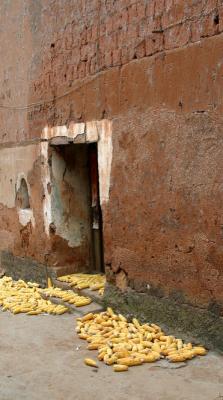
[84,358,98,368]
[113,364,128,372]
[47,277,53,288]
[191,346,207,356]
[98,288,104,296]
[0,276,92,316]
[76,308,208,372]
[40,287,92,307]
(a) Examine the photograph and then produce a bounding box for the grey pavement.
[0,311,222,400]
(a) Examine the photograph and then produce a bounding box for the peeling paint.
[0,145,38,208]
[68,122,85,139]
[18,208,35,227]
[42,122,85,141]
[86,121,99,143]
[50,147,84,247]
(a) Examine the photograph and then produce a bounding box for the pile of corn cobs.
[41,287,92,307]
[76,308,207,372]
[57,273,105,295]
[0,276,92,315]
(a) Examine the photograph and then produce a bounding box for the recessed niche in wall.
[15,178,30,209]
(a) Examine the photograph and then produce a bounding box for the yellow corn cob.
[98,351,107,361]
[113,364,128,372]
[131,344,138,352]
[118,314,127,322]
[77,283,90,289]
[78,333,89,340]
[192,346,207,356]
[75,299,92,307]
[47,277,53,288]
[117,357,142,366]
[94,317,104,324]
[84,358,98,368]
[110,338,121,344]
[106,347,113,356]
[106,307,114,316]
[168,343,177,349]
[87,343,102,350]
[132,318,141,329]
[151,323,161,332]
[184,343,192,350]
[81,313,94,322]
[152,343,162,353]
[27,310,42,315]
[53,306,68,314]
[98,346,109,354]
[182,350,195,360]
[104,355,118,365]
[159,335,168,341]
[12,307,23,314]
[161,348,171,356]
[167,354,186,362]
[176,339,183,350]
[113,350,130,359]
[90,283,104,291]
[141,352,160,363]
[143,332,152,341]
[131,337,140,344]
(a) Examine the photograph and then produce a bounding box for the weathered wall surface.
[0,144,49,262]
[0,0,223,314]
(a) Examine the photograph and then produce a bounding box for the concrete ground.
[0,311,222,400]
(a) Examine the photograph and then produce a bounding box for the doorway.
[49,142,104,273]
[88,143,104,273]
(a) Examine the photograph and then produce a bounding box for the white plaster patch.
[97,120,113,205]
[0,144,38,209]
[42,125,68,139]
[42,123,86,142]
[68,122,85,139]
[18,208,35,227]
[86,121,99,142]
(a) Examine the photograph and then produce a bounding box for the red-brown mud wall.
[0,0,223,309]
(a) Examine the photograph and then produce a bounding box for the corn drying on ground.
[0,276,92,315]
[2,311,222,400]
[40,287,92,307]
[77,308,207,372]
[57,273,106,295]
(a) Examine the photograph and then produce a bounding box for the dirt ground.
[0,311,222,400]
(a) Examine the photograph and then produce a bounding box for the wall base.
[1,251,57,287]
[103,284,223,352]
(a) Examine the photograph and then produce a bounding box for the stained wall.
[0,0,223,311]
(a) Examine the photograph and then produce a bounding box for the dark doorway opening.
[88,143,104,273]
[49,141,104,273]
